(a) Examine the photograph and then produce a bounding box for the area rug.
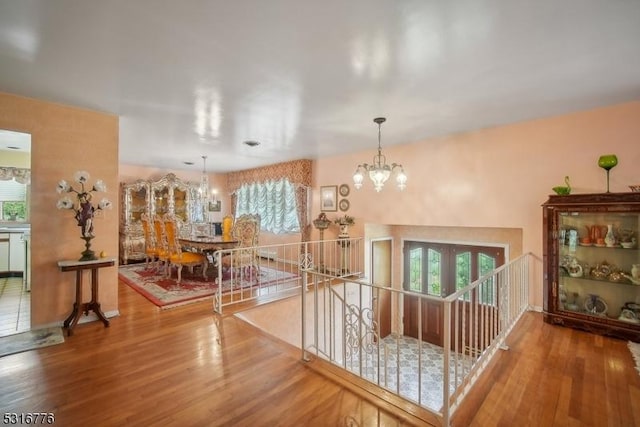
[0,327,65,358]
[119,264,300,309]
[629,341,640,375]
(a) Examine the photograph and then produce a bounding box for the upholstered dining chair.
[221,214,261,281]
[140,213,160,270]
[222,214,234,239]
[152,214,170,276]
[163,214,208,284]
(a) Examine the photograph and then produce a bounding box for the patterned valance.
[0,167,30,185]
[226,159,312,194]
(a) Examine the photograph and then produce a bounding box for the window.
[235,178,300,234]
[403,241,504,303]
[408,246,443,296]
[0,179,27,221]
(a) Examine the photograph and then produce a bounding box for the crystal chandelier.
[199,155,209,202]
[353,117,407,192]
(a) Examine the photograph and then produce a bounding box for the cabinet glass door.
[557,211,640,323]
[130,187,147,222]
[154,187,169,216]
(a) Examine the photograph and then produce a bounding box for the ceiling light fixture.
[244,140,260,147]
[353,117,407,192]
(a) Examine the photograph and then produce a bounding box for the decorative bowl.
[630,185,640,192]
[552,186,571,195]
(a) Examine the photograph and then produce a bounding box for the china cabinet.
[119,180,149,264]
[150,173,203,223]
[119,173,206,264]
[543,193,640,341]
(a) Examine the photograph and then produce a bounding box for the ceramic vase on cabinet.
[632,264,640,280]
[604,224,616,247]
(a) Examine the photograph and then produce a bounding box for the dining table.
[179,234,238,253]
[179,235,239,277]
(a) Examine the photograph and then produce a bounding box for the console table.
[57,257,116,336]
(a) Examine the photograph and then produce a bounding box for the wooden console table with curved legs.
[57,257,116,336]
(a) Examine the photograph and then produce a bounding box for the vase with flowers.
[56,171,112,261]
[334,214,355,238]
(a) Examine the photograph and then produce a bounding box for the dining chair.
[222,215,234,239]
[221,214,261,281]
[140,212,160,270]
[163,214,208,284]
[152,214,170,276]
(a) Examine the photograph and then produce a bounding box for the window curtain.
[0,167,30,184]
[236,179,300,234]
[227,159,312,242]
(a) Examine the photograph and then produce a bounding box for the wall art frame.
[320,185,338,212]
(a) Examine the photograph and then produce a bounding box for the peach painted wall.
[313,101,640,309]
[0,92,119,327]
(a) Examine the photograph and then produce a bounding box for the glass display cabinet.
[119,173,206,263]
[150,173,194,222]
[543,193,640,341]
[119,180,149,264]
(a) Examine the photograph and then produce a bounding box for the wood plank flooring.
[1,278,639,426]
[452,311,640,427]
[0,279,425,427]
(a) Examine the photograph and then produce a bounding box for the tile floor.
[344,334,472,412]
[0,277,30,337]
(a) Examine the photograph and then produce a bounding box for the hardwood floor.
[0,279,424,427]
[452,311,640,427]
[1,278,639,427]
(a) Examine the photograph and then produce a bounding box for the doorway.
[402,241,505,346]
[0,129,31,337]
[371,239,392,339]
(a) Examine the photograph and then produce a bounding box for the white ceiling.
[1,0,639,173]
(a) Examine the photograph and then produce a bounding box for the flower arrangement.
[56,171,112,239]
[334,214,355,226]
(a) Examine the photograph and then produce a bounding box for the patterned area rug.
[0,327,65,358]
[629,341,640,375]
[119,264,299,309]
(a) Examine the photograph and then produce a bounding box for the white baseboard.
[36,309,120,330]
[528,305,543,313]
[258,249,278,260]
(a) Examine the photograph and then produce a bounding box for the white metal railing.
[301,252,532,426]
[211,237,363,313]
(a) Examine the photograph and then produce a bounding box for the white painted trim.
[400,236,510,263]
[36,309,120,330]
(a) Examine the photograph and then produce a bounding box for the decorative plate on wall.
[339,199,350,212]
[339,184,350,197]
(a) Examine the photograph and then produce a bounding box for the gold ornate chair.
[222,215,234,239]
[140,213,159,270]
[221,214,261,281]
[152,214,171,276]
[163,214,208,284]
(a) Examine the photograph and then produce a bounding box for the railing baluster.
[296,250,532,426]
